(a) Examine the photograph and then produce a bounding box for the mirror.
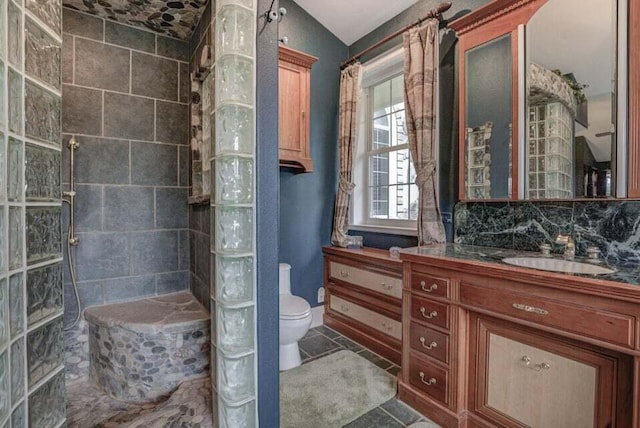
[526,0,618,199]
[464,34,513,200]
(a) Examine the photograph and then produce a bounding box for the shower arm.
[62,137,80,246]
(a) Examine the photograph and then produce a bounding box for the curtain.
[403,20,446,245]
[331,63,361,247]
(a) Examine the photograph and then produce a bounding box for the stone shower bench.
[84,291,210,403]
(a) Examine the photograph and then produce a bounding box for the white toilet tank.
[279,263,292,294]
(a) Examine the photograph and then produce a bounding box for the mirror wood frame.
[450,0,640,201]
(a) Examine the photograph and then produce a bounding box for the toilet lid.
[280,295,311,319]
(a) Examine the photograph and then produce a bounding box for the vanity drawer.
[460,282,635,349]
[411,273,450,299]
[411,296,450,330]
[409,352,449,406]
[409,324,449,364]
[329,261,402,300]
[330,295,402,340]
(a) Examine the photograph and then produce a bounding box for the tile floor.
[299,325,439,428]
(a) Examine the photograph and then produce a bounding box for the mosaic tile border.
[62,0,206,40]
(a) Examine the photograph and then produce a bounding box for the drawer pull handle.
[340,270,349,278]
[381,282,394,291]
[512,303,549,316]
[521,356,551,371]
[420,307,438,319]
[381,322,393,332]
[419,337,438,350]
[420,281,438,293]
[419,372,437,386]
[340,305,350,313]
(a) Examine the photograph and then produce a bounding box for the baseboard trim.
[310,305,324,328]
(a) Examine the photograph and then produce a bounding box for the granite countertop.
[401,243,640,286]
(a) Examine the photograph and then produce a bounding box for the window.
[367,75,418,222]
[352,48,427,235]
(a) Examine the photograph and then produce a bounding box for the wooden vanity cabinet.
[322,246,403,365]
[279,46,317,172]
[398,253,636,428]
[469,315,623,428]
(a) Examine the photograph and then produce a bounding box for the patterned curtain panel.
[331,63,361,247]
[403,20,446,245]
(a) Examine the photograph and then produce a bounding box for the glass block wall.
[0,0,65,426]
[527,102,574,199]
[211,0,258,425]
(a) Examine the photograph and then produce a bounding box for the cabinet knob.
[419,337,438,350]
[419,372,437,386]
[420,307,438,319]
[420,281,438,293]
[340,270,349,278]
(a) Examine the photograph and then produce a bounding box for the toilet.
[279,263,312,371]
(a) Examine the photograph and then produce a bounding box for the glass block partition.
[0,0,65,426]
[212,0,257,426]
[527,102,573,199]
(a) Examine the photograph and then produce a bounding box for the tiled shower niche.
[1,0,66,425]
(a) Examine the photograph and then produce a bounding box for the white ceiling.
[292,0,419,45]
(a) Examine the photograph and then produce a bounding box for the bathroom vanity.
[322,246,403,365]
[398,244,638,428]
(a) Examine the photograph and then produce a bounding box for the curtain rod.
[340,2,452,70]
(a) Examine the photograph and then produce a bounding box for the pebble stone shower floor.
[65,323,437,427]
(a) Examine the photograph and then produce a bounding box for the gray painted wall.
[278,0,348,308]
[256,0,281,422]
[61,9,191,322]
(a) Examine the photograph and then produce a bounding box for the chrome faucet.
[555,234,575,260]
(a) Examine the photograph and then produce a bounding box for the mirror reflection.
[465,34,513,200]
[526,0,617,199]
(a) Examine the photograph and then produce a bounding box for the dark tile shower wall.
[1,0,66,425]
[455,200,640,265]
[61,8,191,322]
[187,2,212,311]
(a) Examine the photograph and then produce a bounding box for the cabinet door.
[470,316,616,428]
[279,61,306,156]
[278,46,316,171]
[487,333,596,428]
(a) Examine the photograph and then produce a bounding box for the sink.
[502,257,615,275]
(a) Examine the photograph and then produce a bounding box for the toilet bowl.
[279,263,312,371]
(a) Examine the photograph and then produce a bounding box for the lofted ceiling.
[292,0,419,45]
[63,0,206,39]
[60,0,418,43]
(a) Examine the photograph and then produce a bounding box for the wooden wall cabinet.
[322,246,403,365]
[398,251,637,428]
[279,46,317,172]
